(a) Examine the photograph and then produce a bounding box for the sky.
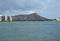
[0,0,60,19]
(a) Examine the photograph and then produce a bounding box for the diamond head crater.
[0,13,54,22]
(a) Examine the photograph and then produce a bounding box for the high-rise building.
[5,16,12,21]
[0,15,12,22]
[9,16,12,21]
[5,16,8,21]
[56,17,60,21]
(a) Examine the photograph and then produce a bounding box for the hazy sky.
[0,0,60,19]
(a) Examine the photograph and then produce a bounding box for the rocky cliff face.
[12,13,50,21]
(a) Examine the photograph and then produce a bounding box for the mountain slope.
[12,13,50,21]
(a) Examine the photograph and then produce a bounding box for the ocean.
[0,21,60,41]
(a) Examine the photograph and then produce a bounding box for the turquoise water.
[0,21,60,41]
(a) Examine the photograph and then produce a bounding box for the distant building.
[5,16,7,21]
[56,17,60,21]
[0,15,3,21]
[5,16,12,21]
[7,16,12,21]
[0,15,12,22]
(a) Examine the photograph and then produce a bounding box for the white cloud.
[0,0,60,18]
[0,0,49,15]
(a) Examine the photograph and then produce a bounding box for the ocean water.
[0,21,60,41]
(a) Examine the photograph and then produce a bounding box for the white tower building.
[9,16,12,21]
[5,16,8,21]
[56,17,60,21]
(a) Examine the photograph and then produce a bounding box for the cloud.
[41,0,60,18]
[3,9,36,16]
[0,0,60,18]
[0,0,49,15]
